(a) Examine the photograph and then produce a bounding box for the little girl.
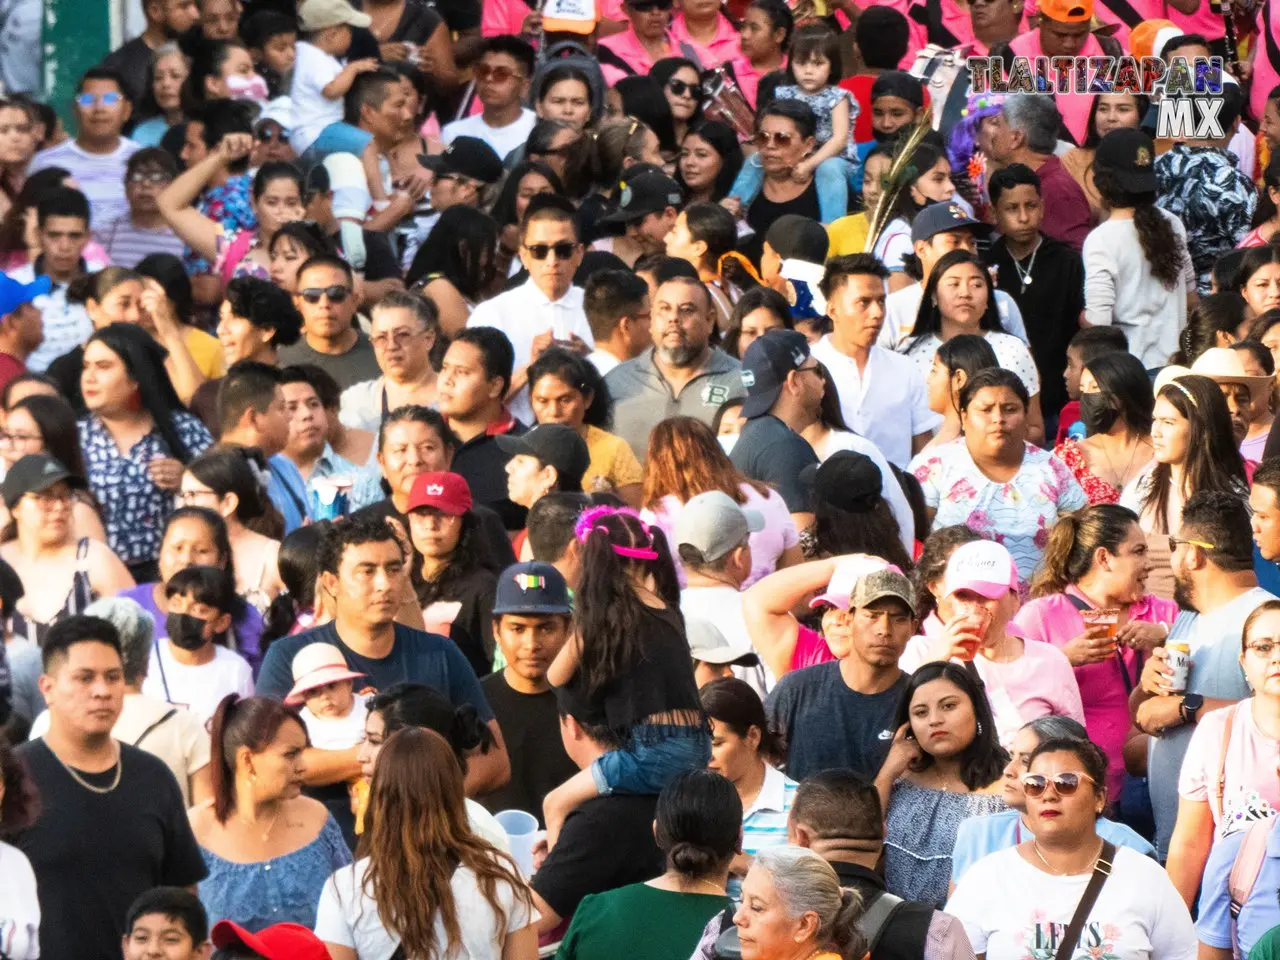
[544,507,709,845]
[285,642,369,750]
[729,22,860,224]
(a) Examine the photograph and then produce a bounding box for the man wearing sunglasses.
[279,255,382,391]
[402,136,504,267]
[30,67,139,234]
[442,37,537,162]
[101,148,186,268]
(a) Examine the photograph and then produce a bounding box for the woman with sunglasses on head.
[678,120,744,206]
[652,58,703,146]
[598,0,676,86]
[946,737,1193,960]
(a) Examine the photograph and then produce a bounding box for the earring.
[976,721,983,735]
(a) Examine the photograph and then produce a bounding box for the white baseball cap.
[941,540,1018,600]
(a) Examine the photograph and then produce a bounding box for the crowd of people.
[5,0,1280,958]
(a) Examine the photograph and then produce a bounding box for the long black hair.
[1172,293,1248,366]
[725,287,792,359]
[893,662,1009,790]
[491,161,565,229]
[1092,164,1186,290]
[9,394,89,483]
[700,676,786,766]
[260,521,331,653]
[528,347,612,428]
[934,334,998,416]
[1082,92,1149,150]
[679,120,744,203]
[368,681,494,770]
[615,75,679,154]
[906,250,1002,353]
[410,511,497,608]
[406,206,499,302]
[1084,351,1153,438]
[187,446,284,539]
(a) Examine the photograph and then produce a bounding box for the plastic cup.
[495,809,540,878]
[1081,608,1121,654]
[311,476,352,521]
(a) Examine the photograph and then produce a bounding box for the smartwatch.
[1180,693,1205,724]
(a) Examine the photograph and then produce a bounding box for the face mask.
[226,73,269,103]
[1079,392,1119,436]
[166,612,211,651]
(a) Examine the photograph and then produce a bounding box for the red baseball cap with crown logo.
[406,471,473,515]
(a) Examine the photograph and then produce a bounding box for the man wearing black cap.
[730,330,823,531]
[498,423,591,513]
[596,170,683,268]
[401,135,506,263]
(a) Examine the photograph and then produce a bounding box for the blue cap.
[493,561,571,616]
[740,329,812,419]
[0,273,50,317]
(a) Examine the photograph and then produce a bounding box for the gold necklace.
[52,741,122,794]
[1032,837,1103,876]
[241,805,283,843]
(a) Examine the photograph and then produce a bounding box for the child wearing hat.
[291,0,379,160]
[286,642,369,750]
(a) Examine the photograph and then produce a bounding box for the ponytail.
[827,888,867,960]
[208,693,307,823]
[1030,511,1080,598]
[1029,504,1142,600]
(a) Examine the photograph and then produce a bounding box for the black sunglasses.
[524,241,579,261]
[629,0,674,9]
[299,285,352,304]
[666,78,702,100]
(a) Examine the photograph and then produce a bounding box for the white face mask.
[226,72,270,104]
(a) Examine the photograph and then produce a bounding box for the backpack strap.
[1214,703,1239,824]
[132,708,178,748]
[1228,817,1274,958]
[1053,842,1116,960]
[856,890,907,955]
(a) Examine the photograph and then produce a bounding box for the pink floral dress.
[1053,439,1120,505]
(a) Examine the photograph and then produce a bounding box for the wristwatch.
[1180,693,1205,725]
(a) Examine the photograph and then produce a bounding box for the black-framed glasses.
[1168,536,1215,553]
[1021,772,1096,798]
[666,78,701,100]
[524,241,579,261]
[629,0,674,10]
[299,285,352,304]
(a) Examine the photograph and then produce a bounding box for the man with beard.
[1132,491,1274,860]
[606,275,744,460]
[103,0,201,105]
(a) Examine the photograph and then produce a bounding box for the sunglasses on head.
[666,78,702,99]
[299,285,352,304]
[474,63,525,84]
[76,92,122,108]
[1021,772,1095,798]
[754,130,797,147]
[524,241,579,261]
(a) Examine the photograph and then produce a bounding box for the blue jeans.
[301,121,374,167]
[589,723,711,796]
[729,153,854,224]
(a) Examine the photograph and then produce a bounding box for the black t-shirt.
[419,563,498,675]
[531,793,664,921]
[334,228,404,283]
[425,0,482,32]
[47,345,85,413]
[352,498,517,573]
[103,37,154,107]
[730,414,818,513]
[13,740,207,960]
[744,182,822,264]
[452,419,528,531]
[478,672,578,824]
[990,234,1085,420]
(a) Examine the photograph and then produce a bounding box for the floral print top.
[911,438,1087,589]
[79,412,214,565]
[186,174,257,274]
[1053,439,1120,505]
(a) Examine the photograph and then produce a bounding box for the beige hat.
[1191,348,1273,396]
[298,0,372,32]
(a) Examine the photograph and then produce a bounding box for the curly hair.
[1091,165,1186,290]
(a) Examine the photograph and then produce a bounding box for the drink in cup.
[311,476,352,521]
[955,609,991,661]
[1081,608,1121,655]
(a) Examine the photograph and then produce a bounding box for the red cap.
[210,922,331,960]
[406,471,473,515]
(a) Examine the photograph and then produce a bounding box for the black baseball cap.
[1094,127,1157,194]
[496,424,591,491]
[910,202,983,243]
[418,136,504,185]
[800,450,883,513]
[2,454,74,509]
[493,561,572,615]
[601,170,684,225]
[740,329,813,419]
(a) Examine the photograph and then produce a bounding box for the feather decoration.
[865,116,934,251]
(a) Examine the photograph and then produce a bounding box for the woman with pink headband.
[542,506,710,847]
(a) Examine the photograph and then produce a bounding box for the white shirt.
[902,330,1042,398]
[881,283,1030,349]
[11,262,97,372]
[0,841,40,960]
[442,108,536,162]
[467,280,595,424]
[140,642,254,723]
[290,41,345,155]
[680,583,771,696]
[300,694,370,751]
[811,429,915,556]
[29,138,139,235]
[587,348,620,377]
[946,845,1195,960]
[315,855,535,959]
[810,337,941,468]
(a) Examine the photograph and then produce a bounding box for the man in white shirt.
[467,196,593,424]
[441,36,537,162]
[811,254,940,468]
[29,68,140,234]
[583,267,651,377]
[880,202,1029,349]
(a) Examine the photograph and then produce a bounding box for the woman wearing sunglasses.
[947,737,1193,960]
[652,58,704,145]
[739,101,822,265]
[950,717,1155,892]
[597,0,676,86]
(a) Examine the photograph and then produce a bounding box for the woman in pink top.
[597,0,676,85]
[899,539,1085,749]
[669,0,742,68]
[1007,8,1106,145]
[1166,600,1280,908]
[1013,504,1176,801]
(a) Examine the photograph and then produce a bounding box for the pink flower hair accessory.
[573,505,660,560]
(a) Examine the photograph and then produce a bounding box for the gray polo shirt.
[606,348,745,460]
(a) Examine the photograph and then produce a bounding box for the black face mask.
[1079,392,1119,436]
[166,612,212,651]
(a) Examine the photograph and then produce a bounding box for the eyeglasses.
[1168,536,1216,553]
[1246,640,1280,660]
[0,430,41,446]
[524,241,579,261]
[753,130,798,148]
[177,488,218,504]
[666,78,702,100]
[128,171,171,184]
[371,329,423,350]
[629,0,674,10]
[1021,772,1096,798]
[299,285,353,304]
[474,63,525,84]
[75,92,122,108]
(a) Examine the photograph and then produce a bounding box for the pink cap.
[810,555,901,611]
[285,643,365,705]
[941,540,1018,600]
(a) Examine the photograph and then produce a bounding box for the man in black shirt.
[14,616,206,960]
[101,0,200,104]
[480,561,578,823]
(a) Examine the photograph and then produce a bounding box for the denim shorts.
[590,723,712,796]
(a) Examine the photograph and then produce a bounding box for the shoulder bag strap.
[1215,702,1238,823]
[1229,818,1275,918]
[856,890,907,954]
[1096,0,1144,28]
[133,707,179,747]
[1052,841,1116,960]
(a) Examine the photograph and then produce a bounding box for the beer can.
[311,476,352,521]
[1167,642,1191,693]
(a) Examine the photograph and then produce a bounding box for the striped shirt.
[100,215,187,268]
[29,139,140,237]
[730,764,798,897]
[10,263,92,373]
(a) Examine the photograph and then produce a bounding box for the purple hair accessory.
[573,505,658,560]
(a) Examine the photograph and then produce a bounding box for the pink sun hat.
[285,643,365,705]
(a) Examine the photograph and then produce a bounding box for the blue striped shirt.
[730,764,798,898]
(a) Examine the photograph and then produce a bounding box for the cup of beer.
[1081,608,1121,655]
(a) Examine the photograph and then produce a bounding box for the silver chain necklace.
[52,741,122,794]
[1010,238,1042,290]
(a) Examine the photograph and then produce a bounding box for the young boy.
[441,36,537,161]
[243,9,298,98]
[760,215,829,324]
[285,641,368,749]
[290,0,380,161]
[1057,325,1130,445]
[479,561,578,825]
[122,887,210,960]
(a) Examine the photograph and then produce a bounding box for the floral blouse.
[186,174,257,274]
[79,412,214,565]
[1053,439,1120,505]
[911,439,1087,589]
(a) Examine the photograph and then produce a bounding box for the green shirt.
[556,883,730,960]
[1251,927,1280,960]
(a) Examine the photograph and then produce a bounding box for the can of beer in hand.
[310,477,352,521]
[1167,642,1191,693]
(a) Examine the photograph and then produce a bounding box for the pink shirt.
[792,625,835,671]
[727,55,782,109]
[1180,700,1280,831]
[1170,1,1227,42]
[1251,7,1280,127]
[669,12,742,69]
[1013,587,1177,799]
[482,0,532,37]
[900,630,1086,748]
[598,29,675,84]
[1009,30,1105,146]
[1019,0,1163,50]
